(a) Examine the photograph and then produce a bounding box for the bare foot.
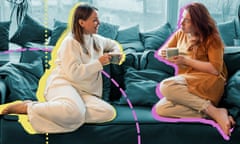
[214,108,232,136]
[2,100,31,115]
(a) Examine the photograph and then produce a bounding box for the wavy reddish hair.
[184,3,223,45]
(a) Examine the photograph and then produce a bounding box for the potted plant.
[7,0,30,26]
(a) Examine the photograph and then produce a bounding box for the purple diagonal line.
[120,88,127,98]
[111,78,119,87]
[101,70,141,144]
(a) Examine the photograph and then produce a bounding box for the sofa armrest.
[0,78,6,104]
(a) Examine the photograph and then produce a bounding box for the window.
[179,0,240,23]
[0,0,167,32]
[93,0,167,31]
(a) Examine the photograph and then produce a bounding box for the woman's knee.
[159,80,171,98]
[159,80,181,101]
[155,100,169,117]
[86,104,116,123]
[100,105,116,122]
[57,102,86,130]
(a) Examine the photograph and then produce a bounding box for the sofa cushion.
[235,17,240,39]
[10,15,52,47]
[1,59,43,102]
[48,19,68,46]
[49,20,120,46]
[218,20,237,46]
[0,21,10,51]
[102,65,111,101]
[141,23,172,50]
[2,104,240,144]
[107,53,139,101]
[116,67,172,106]
[222,70,240,126]
[20,46,52,70]
[97,22,119,40]
[116,24,144,52]
[224,47,240,78]
[140,50,175,75]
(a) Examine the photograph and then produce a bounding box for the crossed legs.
[156,76,235,136]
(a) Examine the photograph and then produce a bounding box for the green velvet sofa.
[0,10,240,144]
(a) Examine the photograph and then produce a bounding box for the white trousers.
[27,85,116,133]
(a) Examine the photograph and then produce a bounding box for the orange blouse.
[166,29,227,105]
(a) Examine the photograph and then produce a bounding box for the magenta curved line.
[153,50,233,141]
[101,70,141,144]
[111,78,119,87]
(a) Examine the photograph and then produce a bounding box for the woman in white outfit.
[1,3,122,133]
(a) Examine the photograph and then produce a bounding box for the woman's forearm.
[184,58,219,75]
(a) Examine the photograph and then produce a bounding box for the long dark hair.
[72,3,99,55]
[184,3,223,45]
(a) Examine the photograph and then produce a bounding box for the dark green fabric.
[222,70,240,126]
[1,105,240,144]
[140,50,175,75]
[97,22,119,40]
[224,47,240,78]
[20,48,52,69]
[10,15,52,46]
[120,41,144,52]
[102,65,111,101]
[0,21,10,51]
[218,20,237,46]
[49,21,119,46]
[117,67,171,106]
[141,23,172,50]
[48,19,67,46]
[116,24,144,52]
[0,59,43,102]
[109,53,139,101]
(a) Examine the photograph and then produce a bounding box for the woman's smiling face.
[79,10,100,34]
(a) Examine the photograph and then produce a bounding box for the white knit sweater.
[45,33,121,97]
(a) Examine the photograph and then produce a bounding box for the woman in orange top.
[156,2,235,136]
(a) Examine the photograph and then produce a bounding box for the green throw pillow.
[140,50,175,75]
[218,20,237,46]
[10,15,52,46]
[116,24,144,52]
[97,22,119,40]
[20,47,52,70]
[49,19,68,46]
[224,47,240,78]
[141,23,173,50]
[221,70,240,126]
[0,21,11,51]
[108,53,139,101]
[117,67,172,106]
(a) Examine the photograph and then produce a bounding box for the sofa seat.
[1,104,240,144]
